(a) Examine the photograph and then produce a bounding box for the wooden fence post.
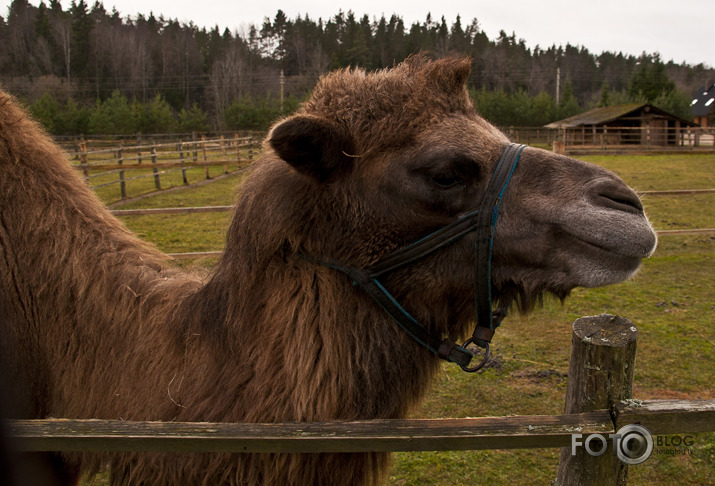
[555,314,638,486]
[150,141,161,190]
[191,131,199,174]
[201,135,210,179]
[239,132,241,165]
[73,136,81,161]
[79,139,89,182]
[177,141,188,185]
[117,143,126,199]
[220,135,228,174]
[136,133,142,165]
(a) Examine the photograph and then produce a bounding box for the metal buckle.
[459,338,491,372]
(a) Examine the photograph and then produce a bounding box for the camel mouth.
[558,178,658,261]
[568,220,657,260]
[557,224,654,289]
[572,232,646,267]
[566,208,657,259]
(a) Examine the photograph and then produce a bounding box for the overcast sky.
[5,0,713,67]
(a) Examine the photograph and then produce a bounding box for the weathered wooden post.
[117,143,126,199]
[201,135,210,179]
[150,141,161,190]
[555,314,638,486]
[177,141,188,185]
[220,135,228,174]
[601,126,607,149]
[79,139,89,182]
[234,133,241,165]
[73,136,81,161]
[191,131,199,172]
[136,133,143,165]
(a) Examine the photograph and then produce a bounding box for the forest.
[1,0,712,134]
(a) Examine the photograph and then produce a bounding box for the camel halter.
[303,143,526,372]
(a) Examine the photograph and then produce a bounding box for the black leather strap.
[300,143,526,370]
[472,143,525,346]
[366,208,481,279]
[340,266,474,367]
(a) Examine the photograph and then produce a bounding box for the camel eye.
[431,174,463,188]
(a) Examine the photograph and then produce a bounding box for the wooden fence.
[63,130,713,203]
[548,126,715,155]
[5,315,715,485]
[68,133,257,200]
[500,126,715,152]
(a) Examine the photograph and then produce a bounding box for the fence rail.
[4,315,713,485]
[7,399,713,454]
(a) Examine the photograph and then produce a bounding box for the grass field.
[90,152,713,485]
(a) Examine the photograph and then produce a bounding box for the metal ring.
[459,338,491,372]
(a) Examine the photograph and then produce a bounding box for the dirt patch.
[475,353,504,373]
[513,369,568,382]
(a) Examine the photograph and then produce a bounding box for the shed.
[545,103,696,146]
[692,84,715,128]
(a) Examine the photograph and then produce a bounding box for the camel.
[0,56,657,485]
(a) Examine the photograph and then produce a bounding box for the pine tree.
[598,81,611,107]
[68,0,92,81]
[628,54,676,102]
[558,81,580,118]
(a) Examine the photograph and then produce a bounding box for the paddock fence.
[5,315,714,485]
[496,126,715,154]
[59,127,714,203]
[63,132,260,201]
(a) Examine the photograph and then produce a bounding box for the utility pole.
[556,66,561,104]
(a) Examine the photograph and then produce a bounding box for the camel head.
[262,55,657,343]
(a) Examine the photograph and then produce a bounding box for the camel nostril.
[599,193,643,213]
[590,181,644,214]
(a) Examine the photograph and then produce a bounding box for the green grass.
[115,171,248,209]
[579,153,715,191]
[94,153,713,485]
[113,172,248,258]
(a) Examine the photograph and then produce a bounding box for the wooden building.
[545,103,696,147]
[692,85,715,128]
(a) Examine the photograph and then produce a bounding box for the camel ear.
[269,115,354,182]
[424,56,472,94]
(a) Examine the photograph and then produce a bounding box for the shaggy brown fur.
[0,56,656,485]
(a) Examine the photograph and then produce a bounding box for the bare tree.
[209,42,248,127]
[125,30,153,102]
[51,15,71,81]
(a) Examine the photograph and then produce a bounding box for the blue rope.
[483,143,526,330]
